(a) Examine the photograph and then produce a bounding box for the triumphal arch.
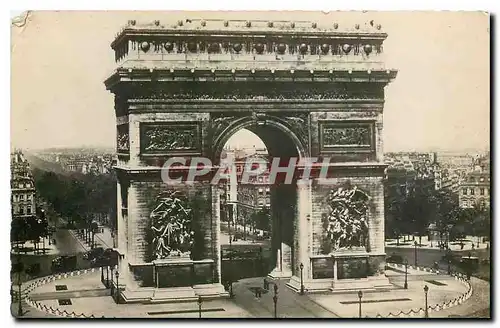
[105,17,397,303]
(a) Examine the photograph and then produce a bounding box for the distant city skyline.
[11,11,489,153]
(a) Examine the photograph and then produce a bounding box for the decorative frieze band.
[124,82,385,101]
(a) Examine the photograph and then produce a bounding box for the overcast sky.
[11,11,489,152]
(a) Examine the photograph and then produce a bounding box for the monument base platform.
[267,268,293,280]
[119,283,229,304]
[286,274,394,294]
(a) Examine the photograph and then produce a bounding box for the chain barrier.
[21,267,102,318]
[371,263,473,318]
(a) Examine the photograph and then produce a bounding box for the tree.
[433,189,460,243]
[471,202,490,242]
[385,199,405,244]
[252,208,271,231]
[11,218,30,248]
[402,186,436,245]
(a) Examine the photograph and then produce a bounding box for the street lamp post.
[358,290,363,318]
[198,295,202,318]
[110,266,114,295]
[115,269,120,304]
[17,277,23,316]
[299,263,305,295]
[447,224,453,249]
[414,241,418,268]
[16,251,23,317]
[227,203,234,298]
[447,249,452,275]
[404,259,408,289]
[273,284,278,318]
[424,285,429,318]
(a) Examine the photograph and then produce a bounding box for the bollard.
[198,295,202,318]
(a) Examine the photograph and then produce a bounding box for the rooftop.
[112,18,387,48]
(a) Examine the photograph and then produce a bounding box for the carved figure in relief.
[117,132,129,151]
[323,127,370,146]
[150,191,194,259]
[145,128,196,151]
[325,185,369,250]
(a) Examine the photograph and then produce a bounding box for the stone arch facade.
[105,18,397,302]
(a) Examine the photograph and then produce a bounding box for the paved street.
[10,215,90,283]
[70,226,114,252]
[231,277,337,318]
[53,228,87,255]
[18,264,484,319]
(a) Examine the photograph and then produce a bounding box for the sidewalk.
[25,271,252,318]
[12,237,59,255]
[385,236,489,251]
[433,277,490,318]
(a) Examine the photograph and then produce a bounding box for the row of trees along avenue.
[29,167,117,239]
[385,184,490,246]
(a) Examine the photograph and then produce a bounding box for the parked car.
[90,248,119,267]
[51,255,77,273]
[83,247,105,261]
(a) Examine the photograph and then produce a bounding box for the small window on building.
[19,194,24,200]
[480,188,485,195]
[470,188,475,195]
[463,189,467,195]
[19,183,24,188]
[19,208,24,215]
[27,206,32,214]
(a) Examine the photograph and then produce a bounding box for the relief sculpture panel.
[117,124,129,153]
[319,121,374,153]
[140,122,202,155]
[323,184,370,251]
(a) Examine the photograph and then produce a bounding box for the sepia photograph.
[9,10,490,319]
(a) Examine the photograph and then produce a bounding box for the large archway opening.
[217,120,303,284]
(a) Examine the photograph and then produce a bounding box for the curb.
[373,263,473,318]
